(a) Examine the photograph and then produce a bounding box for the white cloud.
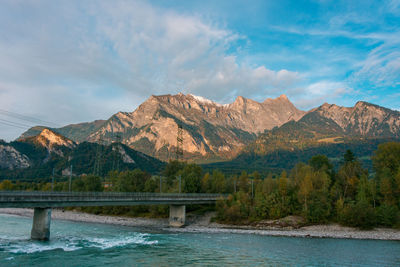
[0,0,305,141]
[6,0,381,140]
[350,42,400,87]
[88,1,302,102]
[293,81,349,109]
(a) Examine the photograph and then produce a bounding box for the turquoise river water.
[0,214,400,266]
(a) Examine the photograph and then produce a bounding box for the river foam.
[1,233,158,254]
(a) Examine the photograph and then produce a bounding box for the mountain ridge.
[18,93,400,163]
[1,128,165,179]
[20,93,305,161]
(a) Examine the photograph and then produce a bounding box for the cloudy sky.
[1,0,400,140]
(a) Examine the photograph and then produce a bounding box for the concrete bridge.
[0,191,224,240]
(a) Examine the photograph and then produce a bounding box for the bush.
[377,204,399,227]
[216,192,251,223]
[306,193,331,223]
[340,200,377,229]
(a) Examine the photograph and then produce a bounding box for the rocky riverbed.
[1,208,399,241]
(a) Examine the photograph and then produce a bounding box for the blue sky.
[0,0,399,140]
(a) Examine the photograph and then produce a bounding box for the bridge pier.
[31,208,52,241]
[169,205,185,227]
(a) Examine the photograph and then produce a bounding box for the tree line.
[1,142,400,228]
[217,142,400,229]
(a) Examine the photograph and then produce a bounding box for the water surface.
[0,214,399,266]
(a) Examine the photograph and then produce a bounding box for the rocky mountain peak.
[19,93,307,161]
[277,94,288,100]
[355,101,368,107]
[263,94,291,104]
[230,95,254,110]
[0,144,30,170]
[320,102,332,108]
[18,128,77,157]
[188,94,221,106]
[234,95,246,103]
[311,101,400,137]
[354,101,384,112]
[36,129,76,148]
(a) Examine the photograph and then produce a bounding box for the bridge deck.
[0,191,224,208]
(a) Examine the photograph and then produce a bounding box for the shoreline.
[1,208,399,241]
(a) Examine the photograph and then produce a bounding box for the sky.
[0,0,400,141]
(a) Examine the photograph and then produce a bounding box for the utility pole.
[159,176,162,193]
[178,175,181,193]
[176,123,183,161]
[93,136,103,176]
[251,179,254,199]
[69,165,72,192]
[51,168,55,192]
[112,133,122,171]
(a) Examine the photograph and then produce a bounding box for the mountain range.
[0,128,164,179]
[20,93,305,161]
[3,93,400,177]
[245,101,400,155]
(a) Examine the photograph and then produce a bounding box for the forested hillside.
[1,142,400,229]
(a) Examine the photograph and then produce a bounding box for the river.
[0,214,399,266]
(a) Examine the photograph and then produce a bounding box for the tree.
[201,173,210,192]
[278,171,288,197]
[395,170,400,206]
[380,175,394,205]
[340,200,376,229]
[373,142,400,177]
[309,155,333,173]
[344,149,356,163]
[368,179,377,208]
[144,177,158,192]
[209,170,226,193]
[262,173,275,194]
[72,177,85,192]
[163,160,185,186]
[0,180,13,190]
[298,171,313,213]
[295,164,331,223]
[356,175,369,203]
[251,171,261,180]
[216,192,252,223]
[377,204,399,227]
[238,171,249,192]
[181,164,202,193]
[115,169,150,192]
[83,175,103,192]
[277,171,290,218]
[307,191,331,223]
[335,151,366,201]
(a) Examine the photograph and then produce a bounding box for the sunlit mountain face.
[20,93,305,161]
[16,93,400,171]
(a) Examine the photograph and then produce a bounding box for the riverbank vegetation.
[1,142,400,229]
[216,142,400,229]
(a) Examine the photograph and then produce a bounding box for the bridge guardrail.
[0,191,227,202]
[0,191,226,197]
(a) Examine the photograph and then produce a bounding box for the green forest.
[1,142,400,229]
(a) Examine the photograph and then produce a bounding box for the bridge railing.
[0,191,226,200]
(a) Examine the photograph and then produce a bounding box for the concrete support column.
[169,205,185,227]
[31,208,52,241]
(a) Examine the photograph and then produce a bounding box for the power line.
[0,118,33,128]
[0,121,27,130]
[0,108,59,127]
